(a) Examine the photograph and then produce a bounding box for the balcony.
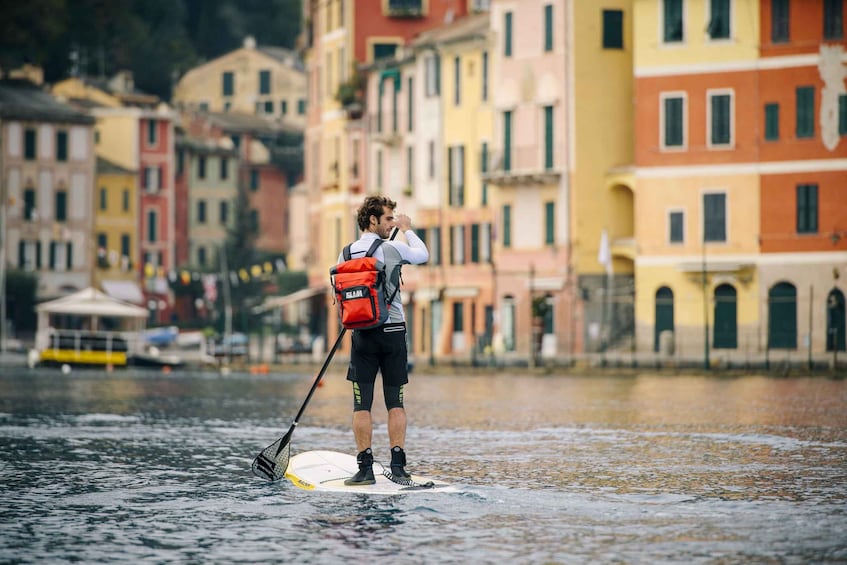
[386,0,424,17]
[481,147,561,186]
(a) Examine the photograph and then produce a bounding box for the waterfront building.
[0,79,97,299]
[633,0,846,364]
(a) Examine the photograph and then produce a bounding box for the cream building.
[173,37,308,130]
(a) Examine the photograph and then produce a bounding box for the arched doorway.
[827,288,846,352]
[713,284,737,349]
[768,282,797,349]
[654,286,674,352]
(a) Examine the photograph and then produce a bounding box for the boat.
[33,287,150,368]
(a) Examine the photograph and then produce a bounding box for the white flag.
[598,229,613,276]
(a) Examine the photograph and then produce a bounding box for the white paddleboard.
[285,450,458,495]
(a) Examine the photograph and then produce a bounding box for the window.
[771,0,789,42]
[703,193,726,242]
[297,99,307,114]
[544,105,554,169]
[430,226,442,265]
[708,0,731,40]
[428,140,435,179]
[709,91,732,146]
[448,145,465,207]
[663,0,684,42]
[144,166,160,192]
[99,187,107,211]
[482,51,489,101]
[281,100,288,114]
[18,241,40,271]
[264,100,274,114]
[147,120,157,145]
[198,246,207,267]
[544,201,555,245]
[503,110,512,171]
[454,56,461,106]
[198,156,206,179]
[824,0,844,39]
[669,211,684,243]
[24,188,36,220]
[197,200,207,224]
[504,11,513,57]
[97,233,107,251]
[796,184,818,234]
[407,77,414,132]
[452,302,464,332]
[121,234,130,257]
[481,142,489,205]
[451,225,465,264]
[220,158,229,180]
[471,224,480,263]
[406,146,414,188]
[147,210,158,242]
[24,128,36,160]
[259,70,271,95]
[220,201,229,225]
[796,86,815,138]
[765,103,780,140]
[839,94,847,136]
[250,169,260,191]
[373,43,397,60]
[662,94,685,148]
[502,204,512,248]
[425,54,440,96]
[50,241,71,272]
[249,210,259,233]
[122,189,130,212]
[603,9,624,49]
[56,131,68,162]
[222,71,234,96]
[544,4,553,51]
[55,191,67,222]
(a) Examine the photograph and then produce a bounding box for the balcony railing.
[481,147,561,185]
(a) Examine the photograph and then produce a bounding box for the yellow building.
[173,36,308,130]
[93,157,142,303]
[633,0,762,362]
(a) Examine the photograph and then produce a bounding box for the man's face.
[371,206,395,238]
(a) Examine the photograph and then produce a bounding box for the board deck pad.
[285,450,458,494]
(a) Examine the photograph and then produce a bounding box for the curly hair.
[356,195,397,231]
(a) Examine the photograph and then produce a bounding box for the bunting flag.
[139,257,288,288]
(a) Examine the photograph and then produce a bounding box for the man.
[339,195,429,485]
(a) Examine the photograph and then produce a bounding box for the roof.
[257,47,307,72]
[176,133,239,155]
[36,287,148,318]
[97,156,137,175]
[0,80,95,125]
[204,111,303,135]
[413,13,490,48]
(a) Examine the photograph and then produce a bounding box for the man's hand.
[395,214,412,231]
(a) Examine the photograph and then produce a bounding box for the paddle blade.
[251,430,292,482]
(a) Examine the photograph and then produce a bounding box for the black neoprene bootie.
[390,445,411,479]
[345,448,375,485]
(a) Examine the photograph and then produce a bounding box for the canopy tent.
[36,287,148,318]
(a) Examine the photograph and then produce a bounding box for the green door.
[713,284,737,349]
[768,282,797,349]
[654,287,674,352]
[827,288,846,352]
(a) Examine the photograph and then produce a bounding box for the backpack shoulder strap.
[342,243,353,261]
[364,238,383,258]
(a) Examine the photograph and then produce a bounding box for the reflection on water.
[0,368,846,563]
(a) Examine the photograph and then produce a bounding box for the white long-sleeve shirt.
[337,230,429,323]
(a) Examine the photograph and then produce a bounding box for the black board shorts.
[347,322,409,387]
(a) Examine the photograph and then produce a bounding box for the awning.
[253,286,327,314]
[101,280,144,305]
[443,286,479,298]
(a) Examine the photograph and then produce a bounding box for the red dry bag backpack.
[330,239,400,330]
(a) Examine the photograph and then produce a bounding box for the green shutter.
[503,205,511,248]
[544,106,554,169]
[603,10,624,49]
[664,0,683,42]
[796,184,818,234]
[471,224,480,263]
[664,97,684,147]
[259,70,271,95]
[24,129,36,160]
[56,191,67,222]
[839,94,847,135]
[796,86,815,138]
[765,103,780,140]
[504,12,513,56]
[503,111,512,171]
[545,202,554,245]
[771,0,790,42]
[56,131,68,161]
[711,94,731,145]
[222,72,234,96]
[544,4,553,51]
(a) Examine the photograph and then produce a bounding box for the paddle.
[251,227,399,482]
[251,328,347,481]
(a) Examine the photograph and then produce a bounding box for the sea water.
[1,367,845,564]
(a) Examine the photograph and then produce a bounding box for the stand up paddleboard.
[285,450,458,495]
